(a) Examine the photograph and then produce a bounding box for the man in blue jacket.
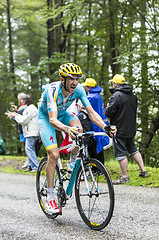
[82,78,110,165]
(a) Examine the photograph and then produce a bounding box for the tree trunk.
[7,0,20,154]
[108,0,119,75]
[67,22,72,59]
[7,0,17,96]
[87,1,92,73]
[139,2,149,162]
[47,0,55,79]
[74,17,77,63]
[140,110,159,163]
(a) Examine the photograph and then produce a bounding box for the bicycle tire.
[36,157,61,219]
[75,158,114,230]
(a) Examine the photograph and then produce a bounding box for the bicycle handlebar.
[78,131,108,137]
[59,131,111,153]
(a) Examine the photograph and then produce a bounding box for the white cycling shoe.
[46,200,62,215]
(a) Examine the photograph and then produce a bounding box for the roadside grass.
[105,160,159,188]
[0,156,159,188]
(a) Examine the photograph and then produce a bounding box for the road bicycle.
[36,131,114,230]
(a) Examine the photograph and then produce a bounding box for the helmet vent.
[59,63,82,78]
[66,66,70,71]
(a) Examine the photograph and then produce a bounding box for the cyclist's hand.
[68,126,79,140]
[104,125,117,138]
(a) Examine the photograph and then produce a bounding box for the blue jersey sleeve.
[47,85,58,113]
[77,84,91,108]
[40,83,59,114]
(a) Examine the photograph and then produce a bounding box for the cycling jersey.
[38,81,90,150]
[38,81,90,120]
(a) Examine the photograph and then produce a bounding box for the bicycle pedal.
[60,169,67,174]
[51,210,62,216]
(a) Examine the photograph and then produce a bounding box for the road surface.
[0,172,158,240]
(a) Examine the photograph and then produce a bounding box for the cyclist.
[38,63,116,215]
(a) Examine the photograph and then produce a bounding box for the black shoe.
[112,176,130,185]
[24,166,32,172]
[139,171,149,178]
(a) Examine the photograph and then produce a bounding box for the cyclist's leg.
[36,157,61,219]
[47,147,59,188]
[38,115,61,214]
[69,118,82,155]
[38,115,58,187]
[62,110,83,156]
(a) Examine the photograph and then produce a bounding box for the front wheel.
[75,158,114,230]
[36,157,61,219]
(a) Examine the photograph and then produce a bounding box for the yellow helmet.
[59,63,82,78]
[109,74,125,84]
[81,78,97,87]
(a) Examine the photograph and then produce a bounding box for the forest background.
[0,0,159,168]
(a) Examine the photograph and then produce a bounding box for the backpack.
[77,111,92,132]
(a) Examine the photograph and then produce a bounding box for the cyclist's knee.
[76,123,83,133]
[47,149,59,163]
[69,120,83,133]
[74,125,83,133]
[78,125,83,133]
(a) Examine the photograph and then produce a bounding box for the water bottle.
[66,162,75,179]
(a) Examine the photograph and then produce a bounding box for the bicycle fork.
[80,159,99,197]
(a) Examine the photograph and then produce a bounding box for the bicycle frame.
[57,141,83,197]
[37,130,114,230]
[57,131,109,198]
[65,158,81,196]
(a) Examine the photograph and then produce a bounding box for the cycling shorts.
[38,109,78,151]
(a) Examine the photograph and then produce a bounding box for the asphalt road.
[0,172,159,240]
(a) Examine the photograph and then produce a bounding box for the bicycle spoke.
[75,158,114,230]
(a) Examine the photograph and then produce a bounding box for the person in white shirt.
[5,95,39,173]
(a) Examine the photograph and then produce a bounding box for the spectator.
[105,74,149,184]
[5,95,39,173]
[0,135,6,155]
[11,93,28,169]
[76,100,101,162]
[82,78,110,165]
[76,100,92,133]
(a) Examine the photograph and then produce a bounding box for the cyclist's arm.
[49,111,79,137]
[49,111,67,132]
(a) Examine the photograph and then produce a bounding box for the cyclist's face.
[66,76,79,93]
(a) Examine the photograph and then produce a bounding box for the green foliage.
[20,52,68,84]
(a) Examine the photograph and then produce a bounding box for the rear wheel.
[36,157,62,219]
[75,158,114,230]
